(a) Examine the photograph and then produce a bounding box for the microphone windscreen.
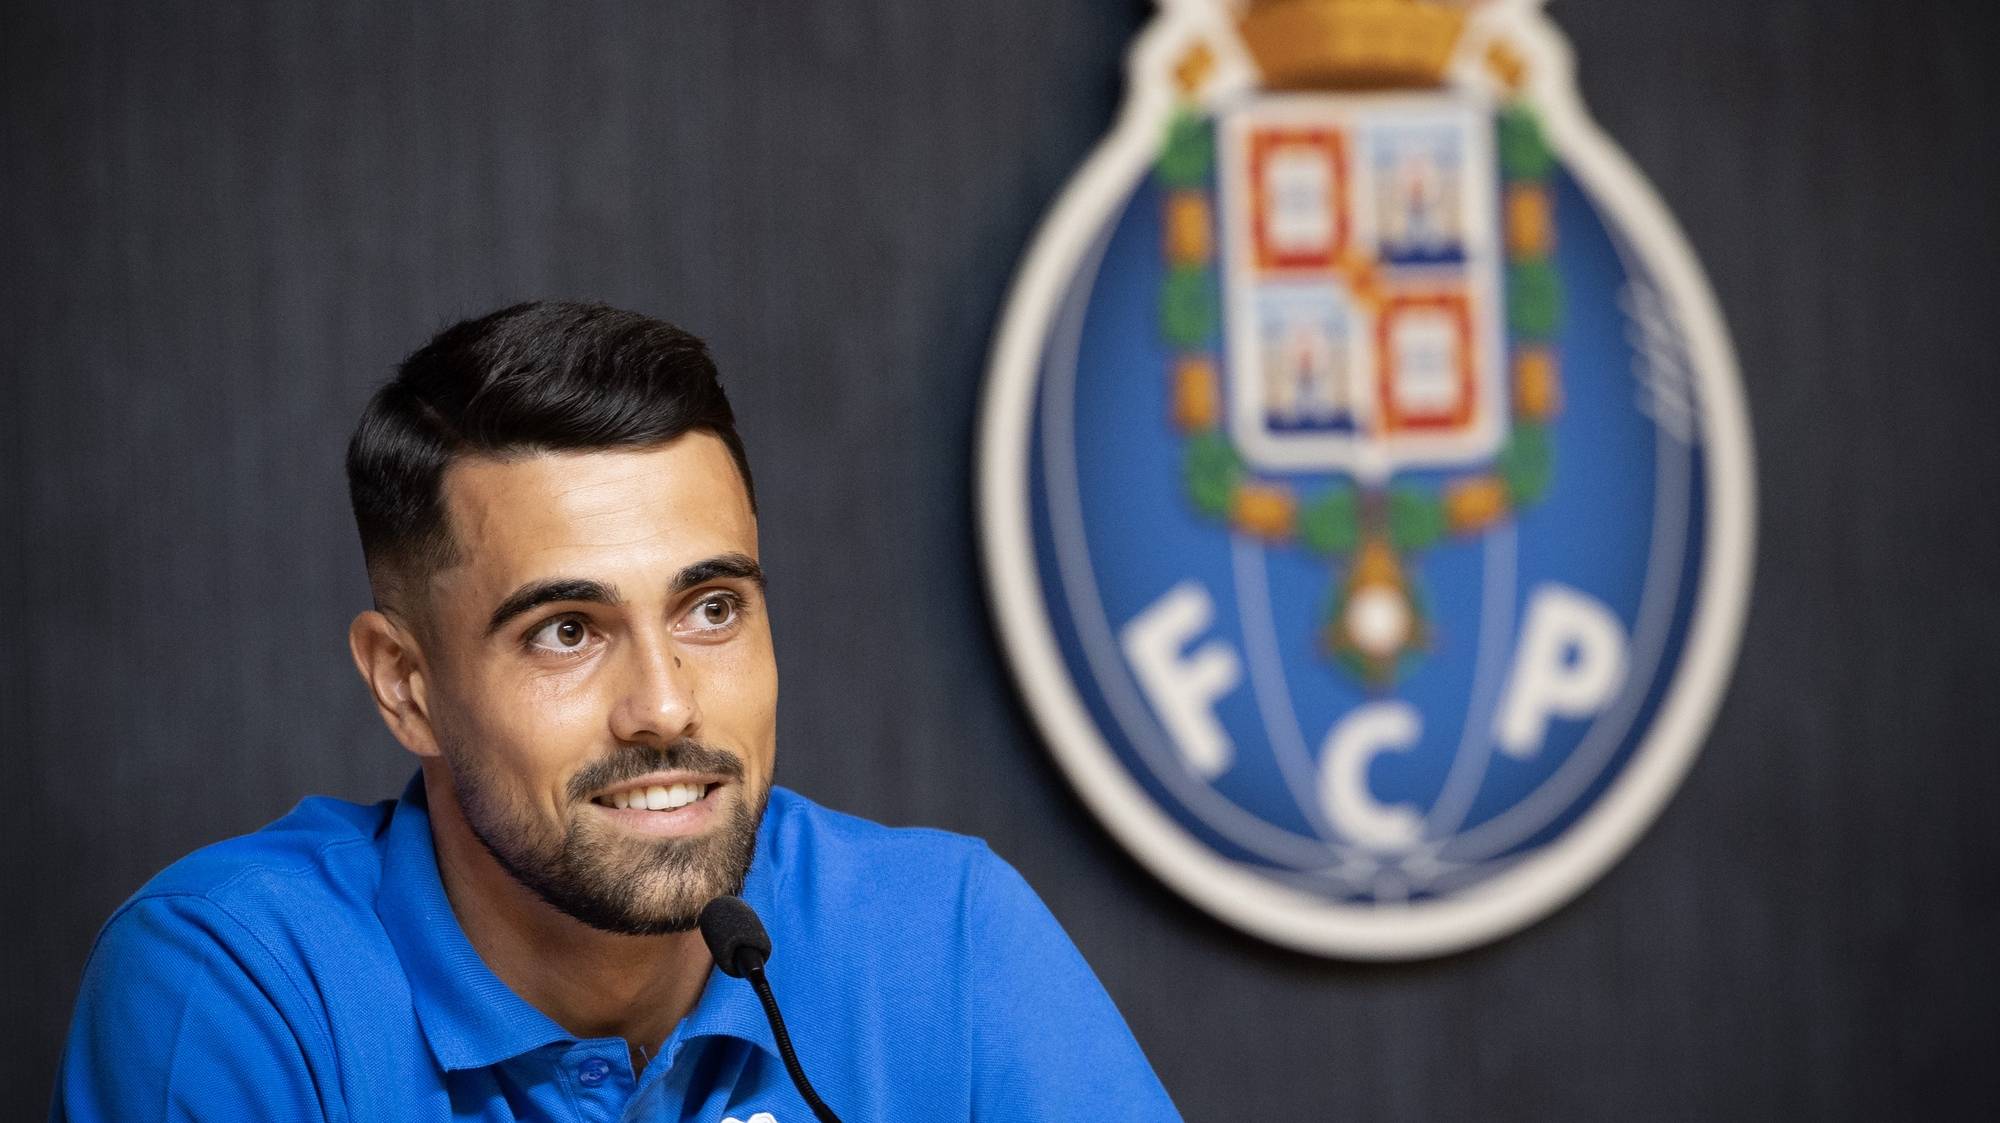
[698,895,772,978]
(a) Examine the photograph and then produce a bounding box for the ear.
[348,609,443,759]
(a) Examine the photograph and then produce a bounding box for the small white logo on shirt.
[722,1113,777,1123]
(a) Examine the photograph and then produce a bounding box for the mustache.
[566,739,745,802]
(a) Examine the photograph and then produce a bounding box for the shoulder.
[749,792,1179,1117]
[762,786,993,862]
[754,788,1057,957]
[759,786,1009,902]
[123,794,393,921]
[90,795,397,1007]
[58,797,392,1122]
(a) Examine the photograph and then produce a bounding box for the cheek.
[454,668,609,784]
[698,641,778,753]
[518,669,610,728]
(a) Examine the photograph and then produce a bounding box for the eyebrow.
[671,552,766,595]
[485,579,623,637]
[483,553,766,637]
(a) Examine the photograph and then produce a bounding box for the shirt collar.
[665,852,782,1062]
[376,775,574,1071]
[375,773,786,1071]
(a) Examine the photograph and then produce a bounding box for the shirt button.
[577,1057,612,1086]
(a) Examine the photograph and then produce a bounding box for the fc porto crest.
[979,0,1754,958]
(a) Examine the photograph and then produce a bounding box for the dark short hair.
[346,301,754,602]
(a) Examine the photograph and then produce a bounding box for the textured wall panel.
[2,1,1994,1116]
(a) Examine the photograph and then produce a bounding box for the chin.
[465,776,768,938]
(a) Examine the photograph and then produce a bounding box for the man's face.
[416,434,775,935]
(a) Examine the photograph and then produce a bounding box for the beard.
[440,734,769,936]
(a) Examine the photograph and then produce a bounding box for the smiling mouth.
[590,781,720,812]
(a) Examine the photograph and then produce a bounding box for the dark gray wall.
[4,1,1994,1117]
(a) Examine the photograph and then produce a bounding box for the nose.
[608,632,698,745]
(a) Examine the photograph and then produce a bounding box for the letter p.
[1494,585,1630,758]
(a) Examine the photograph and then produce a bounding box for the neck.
[419,762,712,1055]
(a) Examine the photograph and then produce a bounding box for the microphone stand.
[699,896,843,1123]
[742,960,842,1123]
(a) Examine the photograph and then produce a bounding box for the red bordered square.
[1376,292,1477,432]
[1248,127,1350,273]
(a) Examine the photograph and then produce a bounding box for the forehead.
[434,435,757,604]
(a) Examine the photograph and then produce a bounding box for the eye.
[679,592,741,635]
[526,615,596,655]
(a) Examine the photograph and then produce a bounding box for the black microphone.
[698,896,843,1123]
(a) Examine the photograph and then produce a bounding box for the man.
[53,302,1179,1121]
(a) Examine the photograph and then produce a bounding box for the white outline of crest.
[976,0,1756,959]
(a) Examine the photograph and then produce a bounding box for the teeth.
[601,781,706,811]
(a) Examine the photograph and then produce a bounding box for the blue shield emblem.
[979,0,1754,957]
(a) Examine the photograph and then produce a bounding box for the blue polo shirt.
[53,778,1178,1121]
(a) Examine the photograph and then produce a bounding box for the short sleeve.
[963,849,1180,1121]
[51,894,336,1122]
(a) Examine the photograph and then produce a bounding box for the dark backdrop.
[4,1,1995,1117]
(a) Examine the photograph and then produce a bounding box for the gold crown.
[1238,0,1470,89]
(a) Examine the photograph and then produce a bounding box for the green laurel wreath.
[1157,99,1564,682]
